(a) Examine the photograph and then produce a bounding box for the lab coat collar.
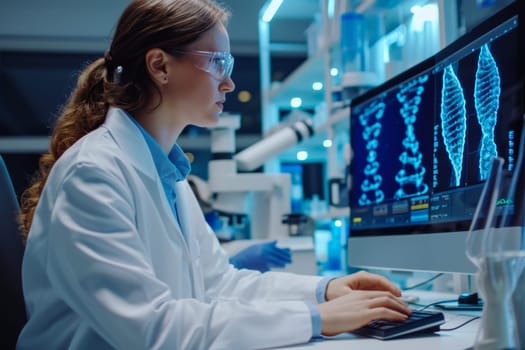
[103,107,192,255]
[102,107,157,181]
[103,107,183,228]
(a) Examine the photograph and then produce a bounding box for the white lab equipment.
[207,114,314,240]
[234,116,315,172]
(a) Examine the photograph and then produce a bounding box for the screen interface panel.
[350,12,523,236]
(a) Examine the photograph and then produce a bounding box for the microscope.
[200,114,315,241]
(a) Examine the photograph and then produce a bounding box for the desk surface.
[275,291,480,350]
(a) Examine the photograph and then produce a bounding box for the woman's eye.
[213,57,225,66]
[212,58,225,71]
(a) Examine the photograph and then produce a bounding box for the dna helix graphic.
[474,44,501,181]
[358,99,386,205]
[394,75,429,199]
[440,65,467,187]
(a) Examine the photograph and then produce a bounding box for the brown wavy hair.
[19,0,230,239]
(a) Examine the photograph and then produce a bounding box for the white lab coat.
[17,108,324,350]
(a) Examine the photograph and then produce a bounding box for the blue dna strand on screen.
[474,44,501,181]
[358,99,386,205]
[394,75,429,199]
[440,65,466,187]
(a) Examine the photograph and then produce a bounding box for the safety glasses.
[168,49,234,81]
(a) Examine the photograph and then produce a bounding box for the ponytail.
[18,58,109,239]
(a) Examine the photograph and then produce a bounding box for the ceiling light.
[296,151,308,161]
[290,97,302,108]
[262,0,284,23]
[323,139,333,148]
[312,82,323,91]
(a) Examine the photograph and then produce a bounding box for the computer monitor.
[347,2,525,274]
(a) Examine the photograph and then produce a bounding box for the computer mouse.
[458,292,481,305]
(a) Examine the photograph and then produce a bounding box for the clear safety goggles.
[169,49,234,81]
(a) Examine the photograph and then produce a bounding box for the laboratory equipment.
[340,12,366,74]
[328,177,347,207]
[466,157,525,347]
[233,116,314,172]
[206,114,314,240]
[347,1,525,275]
[281,213,315,236]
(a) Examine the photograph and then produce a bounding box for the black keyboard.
[352,310,445,340]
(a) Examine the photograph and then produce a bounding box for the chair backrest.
[0,155,27,349]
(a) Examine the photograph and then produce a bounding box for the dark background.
[0,50,313,199]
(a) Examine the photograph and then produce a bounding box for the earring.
[164,76,168,82]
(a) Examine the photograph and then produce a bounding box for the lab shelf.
[267,52,325,108]
[259,0,353,193]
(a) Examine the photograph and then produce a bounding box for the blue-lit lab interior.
[1,0,524,349]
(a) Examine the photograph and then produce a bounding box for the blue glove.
[229,240,292,272]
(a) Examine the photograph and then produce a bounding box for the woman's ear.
[145,48,170,85]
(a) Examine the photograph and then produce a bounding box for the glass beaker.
[340,12,366,74]
[467,154,525,349]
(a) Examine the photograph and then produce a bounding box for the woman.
[16,0,411,349]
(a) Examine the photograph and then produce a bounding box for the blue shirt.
[311,276,332,337]
[128,112,326,339]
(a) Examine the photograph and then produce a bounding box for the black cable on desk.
[439,316,481,331]
[402,273,445,291]
[416,299,457,311]
[414,299,481,332]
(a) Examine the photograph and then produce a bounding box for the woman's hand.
[316,289,412,336]
[316,270,411,336]
[325,270,402,301]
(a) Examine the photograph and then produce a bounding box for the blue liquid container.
[340,12,366,73]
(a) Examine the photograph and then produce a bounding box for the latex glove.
[229,240,292,272]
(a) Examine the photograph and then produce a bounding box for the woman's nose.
[221,76,235,93]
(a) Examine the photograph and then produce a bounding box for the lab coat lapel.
[103,108,203,297]
[103,108,186,246]
[174,181,206,299]
[103,108,157,181]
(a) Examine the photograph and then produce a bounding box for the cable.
[416,299,457,311]
[414,299,481,332]
[402,273,445,291]
[439,316,481,331]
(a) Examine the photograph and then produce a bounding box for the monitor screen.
[347,2,525,274]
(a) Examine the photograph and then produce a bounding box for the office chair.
[0,155,27,349]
